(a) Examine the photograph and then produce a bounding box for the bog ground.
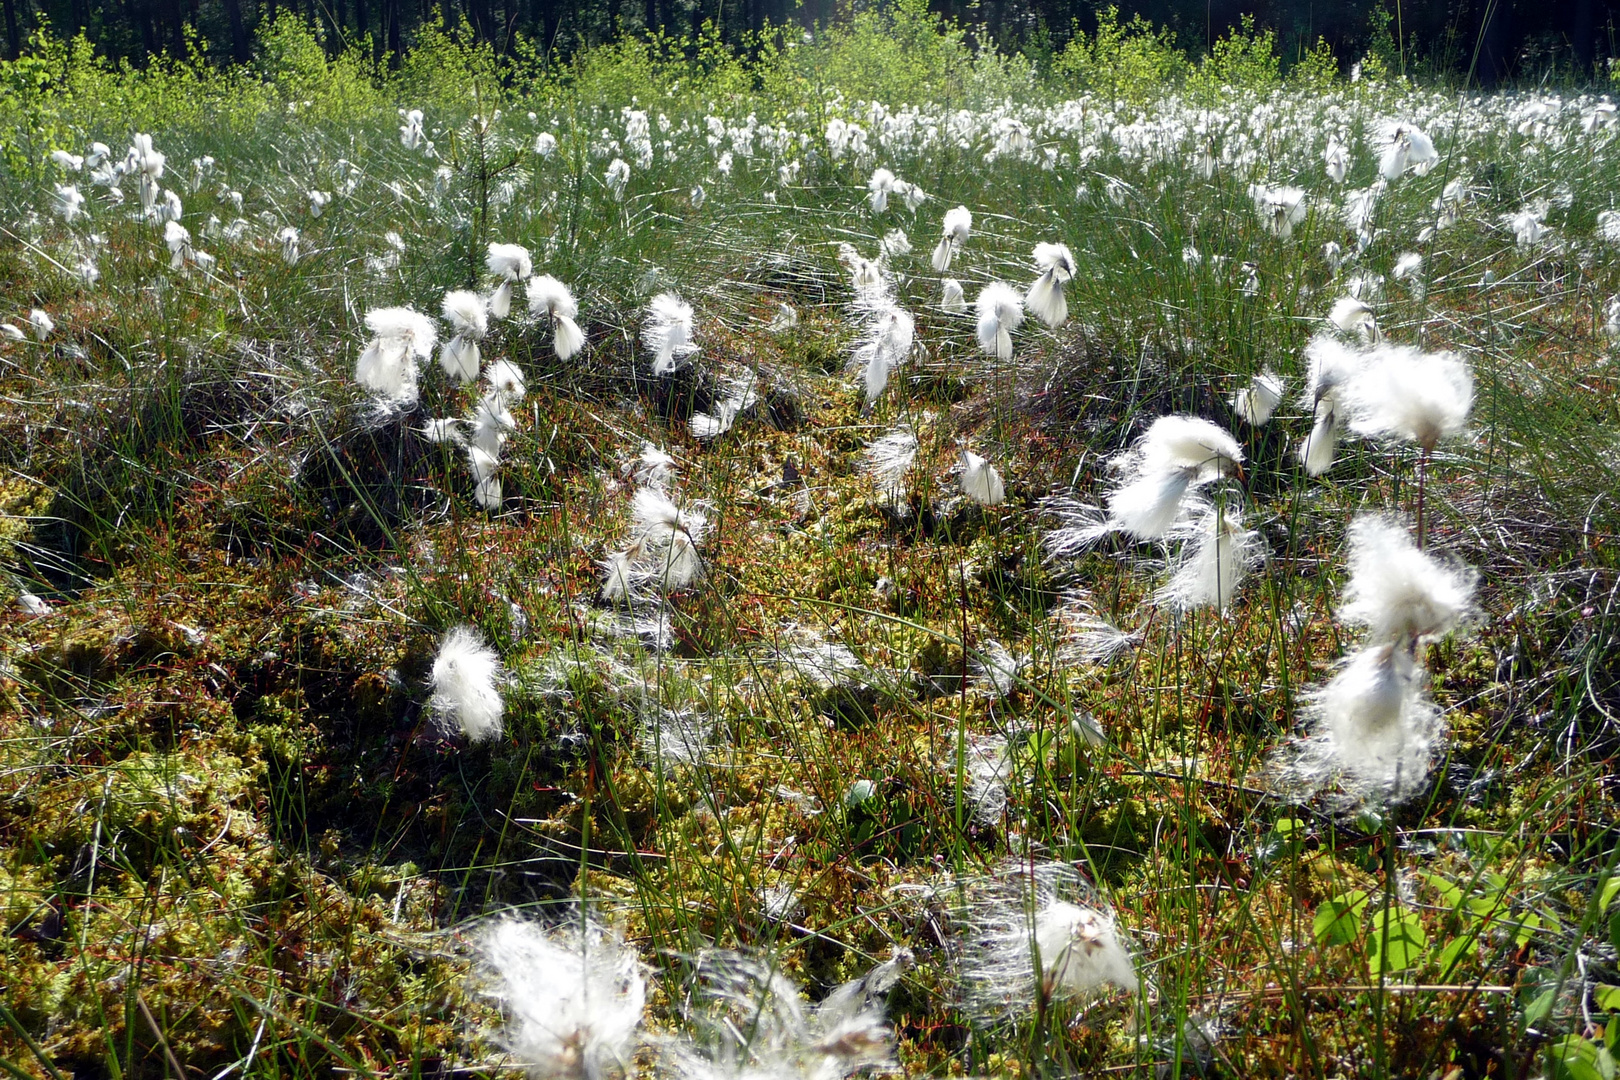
[1,14,1619,1080]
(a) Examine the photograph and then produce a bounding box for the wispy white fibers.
[430,625,504,742]
[691,371,758,439]
[1232,370,1284,426]
[769,303,798,331]
[959,450,1005,507]
[469,444,503,511]
[1346,345,1473,452]
[476,915,645,1080]
[1324,138,1350,183]
[852,300,914,415]
[486,242,533,318]
[625,443,676,490]
[660,949,898,1080]
[1249,183,1309,239]
[931,205,972,271]
[1339,516,1477,646]
[53,184,85,222]
[975,282,1024,359]
[1502,201,1549,247]
[486,358,528,406]
[355,306,438,405]
[1026,242,1076,329]
[399,109,425,150]
[27,309,53,342]
[1374,121,1438,181]
[940,278,966,313]
[439,289,488,383]
[1329,296,1379,342]
[1392,252,1423,288]
[1106,416,1244,541]
[468,390,515,457]
[867,167,898,214]
[606,488,708,596]
[1155,503,1262,611]
[957,860,1137,1021]
[863,424,918,507]
[1275,517,1476,806]
[642,292,697,374]
[1606,295,1620,341]
[528,275,585,360]
[605,157,630,200]
[1598,211,1620,246]
[277,226,301,266]
[879,229,911,258]
[838,243,887,299]
[1298,333,1365,476]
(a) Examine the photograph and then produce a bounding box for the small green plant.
[1185,15,1281,102]
[1288,36,1339,92]
[1053,6,1187,107]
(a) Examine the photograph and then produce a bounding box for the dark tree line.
[3,0,1617,85]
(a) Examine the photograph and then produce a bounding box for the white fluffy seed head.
[642,292,697,374]
[1107,467,1193,541]
[1302,333,1365,407]
[365,306,439,359]
[959,450,1005,507]
[1346,345,1474,451]
[430,625,504,742]
[1338,515,1478,646]
[1329,296,1379,341]
[1156,505,1262,611]
[486,242,533,282]
[483,359,527,405]
[941,278,966,313]
[1233,371,1284,426]
[1137,415,1244,479]
[441,289,488,338]
[957,860,1138,1021]
[1278,643,1443,807]
[527,274,578,319]
[1032,241,1076,282]
[863,424,918,505]
[942,205,973,244]
[476,916,646,1080]
[975,282,1025,359]
[1026,242,1075,330]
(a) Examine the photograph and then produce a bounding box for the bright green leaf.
[1595,985,1620,1013]
[1367,908,1427,977]
[1526,987,1556,1027]
[1313,889,1370,947]
[1420,870,1463,910]
[1435,934,1477,980]
[1515,913,1543,948]
[1548,1034,1616,1080]
[1601,877,1620,915]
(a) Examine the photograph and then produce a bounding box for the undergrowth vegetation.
[2,7,1620,1080]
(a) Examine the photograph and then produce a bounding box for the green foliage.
[777,0,974,106]
[1367,907,1427,976]
[1362,2,1400,83]
[1185,14,1280,102]
[1288,36,1338,91]
[1312,888,1371,947]
[256,11,385,121]
[1053,5,1187,106]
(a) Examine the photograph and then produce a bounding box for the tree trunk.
[223,0,249,60]
[388,0,402,63]
[2,0,19,60]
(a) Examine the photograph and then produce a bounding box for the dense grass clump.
[1,11,1619,1080]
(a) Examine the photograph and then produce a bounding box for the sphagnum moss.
[0,30,1616,1080]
